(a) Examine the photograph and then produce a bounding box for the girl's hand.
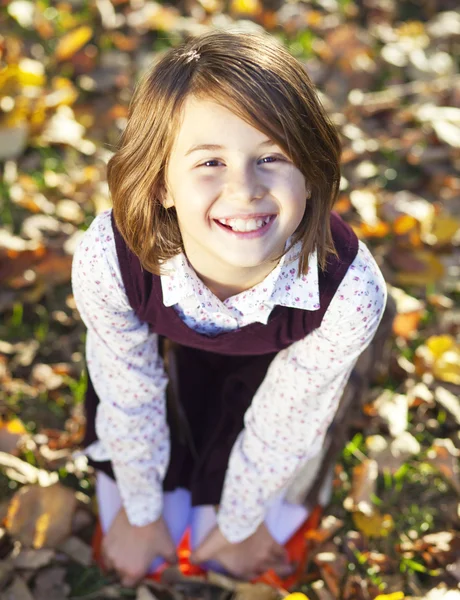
[190,522,292,580]
[102,507,177,587]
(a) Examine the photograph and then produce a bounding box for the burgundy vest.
[83,210,358,505]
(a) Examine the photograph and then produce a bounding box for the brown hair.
[108,29,341,276]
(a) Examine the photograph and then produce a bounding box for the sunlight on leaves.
[55,26,94,62]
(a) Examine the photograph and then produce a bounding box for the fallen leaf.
[5,483,77,548]
[373,390,409,436]
[137,585,160,600]
[393,250,445,286]
[310,580,334,600]
[55,26,93,62]
[11,548,55,569]
[366,432,420,474]
[0,419,27,454]
[230,0,261,14]
[33,566,70,600]
[313,543,347,598]
[423,214,460,246]
[415,335,460,385]
[393,310,424,340]
[234,583,280,600]
[353,511,395,538]
[3,576,34,600]
[343,459,378,514]
[426,439,460,494]
[58,536,92,566]
[434,387,460,425]
[304,515,344,544]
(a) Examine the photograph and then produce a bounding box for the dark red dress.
[82,211,358,506]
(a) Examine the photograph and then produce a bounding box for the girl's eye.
[259,155,283,164]
[200,159,222,167]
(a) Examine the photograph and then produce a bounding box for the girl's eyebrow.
[185,139,276,156]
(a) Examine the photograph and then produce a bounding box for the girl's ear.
[162,194,175,209]
[161,181,175,209]
[306,187,312,199]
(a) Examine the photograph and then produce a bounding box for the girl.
[72,29,388,588]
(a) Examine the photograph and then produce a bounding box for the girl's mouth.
[213,215,276,237]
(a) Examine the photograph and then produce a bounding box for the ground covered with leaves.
[0,0,459,598]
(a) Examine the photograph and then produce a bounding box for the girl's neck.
[188,258,278,302]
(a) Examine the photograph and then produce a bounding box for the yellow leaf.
[352,510,394,538]
[33,512,50,549]
[5,494,20,529]
[419,335,460,385]
[424,214,460,246]
[374,593,405,600]
[4,418,26,435]
[230,0,261,15]
[284,594,310,600]
[393,214,418,235]
[18,58,46,87]
[426,334,455,358]
[55,26,93,62]
[395,250,444,286]
[433,350,460,385]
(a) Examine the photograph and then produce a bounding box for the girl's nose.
[224,167,266,203]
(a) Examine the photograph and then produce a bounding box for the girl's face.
[164,96,309,290]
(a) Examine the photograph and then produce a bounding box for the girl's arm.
[216,242,388,543]
[71,210,169,527]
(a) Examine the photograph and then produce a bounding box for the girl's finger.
[271,561,295,578]
[270,545,289,563]
[100,548,114,573]
[162,550,178,565]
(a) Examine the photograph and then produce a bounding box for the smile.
[213,214,276,239]
[215,215,275,233]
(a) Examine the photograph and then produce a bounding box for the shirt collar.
[160,242,320,312]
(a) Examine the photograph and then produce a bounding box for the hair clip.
[181,49,201,64]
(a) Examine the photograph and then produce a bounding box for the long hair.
[108,30,341,275]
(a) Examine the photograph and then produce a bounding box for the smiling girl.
[72,30,388,587]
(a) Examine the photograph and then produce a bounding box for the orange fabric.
[92,505,322,587]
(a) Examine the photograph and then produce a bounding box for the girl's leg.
[96,471,192,572]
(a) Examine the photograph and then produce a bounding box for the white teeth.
[217,216,272,232]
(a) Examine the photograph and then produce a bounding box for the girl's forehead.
[172,96,276,151]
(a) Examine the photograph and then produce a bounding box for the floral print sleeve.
[216,242,387,542]
[71,211,169,527]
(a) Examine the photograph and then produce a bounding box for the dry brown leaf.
[137,585,160,600]
[366,432,420,474]
[310,580,334,600]
[234,583,280,600]
[392,250,445,286]
[426,439,460,494]
[11,549,55,569]
[343,459,378,514]
[3,576,34,600]
[373,390,409,437]
[393,310,424,340]
[33,567,70,600]
[304,515,344,544]
[434,387,460,425]
[5,483,77,548]
[358,220,391,238]
[313,543,347,598]
[58,536,92,566]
